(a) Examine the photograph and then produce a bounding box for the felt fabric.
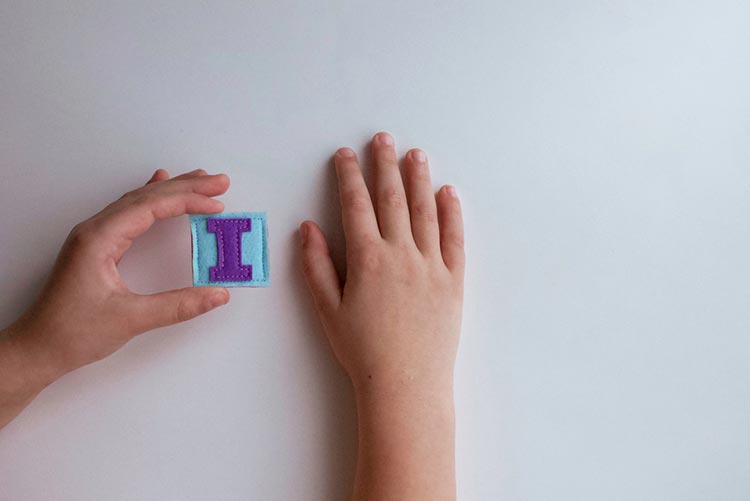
[190,212,270,287]
[207,217,254,282]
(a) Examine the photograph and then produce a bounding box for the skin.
[0,169,231,428]
[301,132,464,501]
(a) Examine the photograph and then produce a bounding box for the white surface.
[1,1,749,500]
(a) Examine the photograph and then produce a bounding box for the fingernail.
[445,185,457,197]
[411,149,426,163]
[300,223,309,244]
[336,147,355,158]
[211,291,229,308]
[375,132,393,146]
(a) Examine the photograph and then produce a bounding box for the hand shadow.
[285,153,357,501]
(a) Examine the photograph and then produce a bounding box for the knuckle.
[118,190,135,201]
[449,254,466,274]
[135,192,155,205]
[437,267,462,291]
[342,191,371,212]
[448,234,465,249]
[400,258,422,278]
[174,293,192,323]
[380,189,406,209]
[350,247,381,274]
[120,190,151,208]
[411,203,438,223]
[122,186,147,199]
[396,239,420,256]
[359,254,381,274]
[67,222,96,247]
[351,234,381,253]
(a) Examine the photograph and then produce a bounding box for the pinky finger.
[437,185,465,272]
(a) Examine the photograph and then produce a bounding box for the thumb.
[129,286,230,333]
[300,221,341,317]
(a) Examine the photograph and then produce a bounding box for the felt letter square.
[190,212,270,287]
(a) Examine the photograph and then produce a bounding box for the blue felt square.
[190,212,270,287]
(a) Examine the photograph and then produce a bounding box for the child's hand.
[300,132,464,500]
[0,169,230,426]
[301,132,464,394]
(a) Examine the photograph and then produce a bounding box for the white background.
[1,1,749,500]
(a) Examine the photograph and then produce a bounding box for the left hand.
[2,169,231,399]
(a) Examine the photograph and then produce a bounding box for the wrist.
[0,324,66,428]
[1,323,66,395]
[352,369,455,419]
[351,368,457,501]
[352,364,454,399]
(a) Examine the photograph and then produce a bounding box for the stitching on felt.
[258,216,267,284]
[192,220,201,283]
[246,217,265,283]
[216,227,224,268]
[209,218,253,281]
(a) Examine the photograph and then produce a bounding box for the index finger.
[85,172,230,258]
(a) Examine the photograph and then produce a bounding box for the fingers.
[131,191,225,223]
[371,132,411,241]
[80,172,229,261]
[145,168,207,186]
[119,173,228,230]
[300,221,342,316]
[436,185,465,272]
[105,187,226,243]
[171,168,207,181]
[146,169,169,185]
[334,148,380,246]
[175,173,230,197]
[403,149,439,255]
[128,287,230,332]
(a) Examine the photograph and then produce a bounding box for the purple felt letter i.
[207,218,253,282]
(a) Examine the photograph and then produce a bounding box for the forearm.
[352,378,456,501]
[0,324,62,429]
